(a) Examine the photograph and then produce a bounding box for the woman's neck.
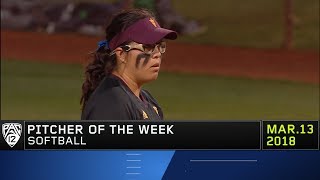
[112,72,142,98]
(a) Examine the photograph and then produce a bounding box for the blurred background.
[1,0,319,120]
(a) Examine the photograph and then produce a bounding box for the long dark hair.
[81,9,155,109]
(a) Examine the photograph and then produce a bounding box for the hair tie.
[97,40,109,50]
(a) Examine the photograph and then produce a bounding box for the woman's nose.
[151,47,162,59]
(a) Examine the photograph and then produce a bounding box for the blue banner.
[1,150,319,180]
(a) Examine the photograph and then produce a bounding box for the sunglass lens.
[159,42,166,53]
[142,44,155,54]
[142,42,166,54]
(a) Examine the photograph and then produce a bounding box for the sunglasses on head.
[122,41,166,54]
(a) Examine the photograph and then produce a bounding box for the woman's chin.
[151,72,159,80]
[142,74,159,83]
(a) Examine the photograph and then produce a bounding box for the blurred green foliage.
[43,0,319,49]
[172,0,319,49]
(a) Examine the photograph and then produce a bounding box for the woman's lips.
[150,63,160,72]
[151,63,160,68]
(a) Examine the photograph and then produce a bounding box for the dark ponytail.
[80,48,116,110]
[81,9,155,109]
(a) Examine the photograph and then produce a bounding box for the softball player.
[81,9,177,120]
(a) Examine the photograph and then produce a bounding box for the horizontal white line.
[190,160,258,162]
[126,160,141,162]
[126,173,141,175]
[126,154,142,156]
[126,167,141,169]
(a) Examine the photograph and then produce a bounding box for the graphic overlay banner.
[0,121,261,150]
[0,121,25,150]
[262,120,319,150]
[1,120,319,150]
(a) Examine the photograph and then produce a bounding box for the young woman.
[81,9,177,120]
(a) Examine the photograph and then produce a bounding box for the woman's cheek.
[135,53,151,69]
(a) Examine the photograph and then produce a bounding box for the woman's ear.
[115,47,127,63]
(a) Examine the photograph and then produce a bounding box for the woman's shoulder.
[92,77,130,102]
[81,77,133,120]
[85,77,131,110]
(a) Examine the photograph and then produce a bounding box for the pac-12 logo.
[2,123,22,148]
